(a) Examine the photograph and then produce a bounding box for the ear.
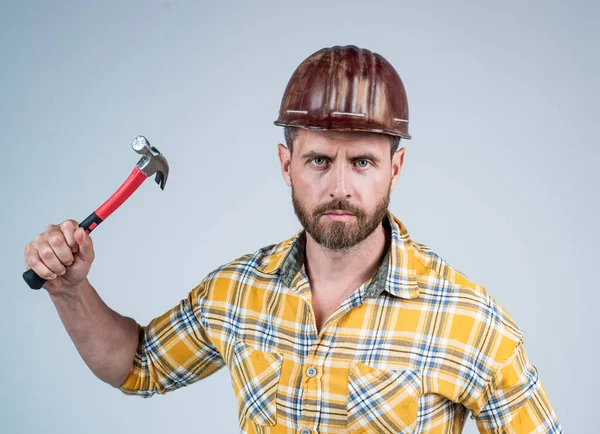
[278,143,292,187]
[390,147,405,191]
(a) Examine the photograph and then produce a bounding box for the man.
[24,45,562,433]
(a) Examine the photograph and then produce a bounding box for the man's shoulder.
[410,238,524,349]
[392,213,516,328]
[195,236,294,292]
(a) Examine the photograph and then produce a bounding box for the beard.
[291,182,391,252]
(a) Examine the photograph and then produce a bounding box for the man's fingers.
[60,220,80,254]
[23,220,94,284]
[24,247,57,280]
[37,240,69,276]
[74,227,94,260]
[48,230,75,269]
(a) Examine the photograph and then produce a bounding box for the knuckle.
[49,234,64,245]
[25,255,38,267]
[39,247,54,260]
[45,223,56,232]
[61,219,78,231]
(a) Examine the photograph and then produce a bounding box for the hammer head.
[131,135,169,190]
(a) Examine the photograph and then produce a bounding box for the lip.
[322,211,355,221]
[324,211,354,215]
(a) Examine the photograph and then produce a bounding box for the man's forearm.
[49,278,140,387]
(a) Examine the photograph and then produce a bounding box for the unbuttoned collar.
[258,209,420,300]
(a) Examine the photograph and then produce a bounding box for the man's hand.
[24,219,95,296]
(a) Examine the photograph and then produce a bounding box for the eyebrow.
[300,150,382,164]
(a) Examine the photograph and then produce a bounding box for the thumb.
[74,227,94,259]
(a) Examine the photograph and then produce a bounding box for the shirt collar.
[258,209,420,300]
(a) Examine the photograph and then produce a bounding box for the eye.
[355,159,371,169]
[310,157,328,166]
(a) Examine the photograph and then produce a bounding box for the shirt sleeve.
[473,341,563,433]
[118,281,226,397]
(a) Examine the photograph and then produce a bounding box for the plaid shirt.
[119,210,562,433]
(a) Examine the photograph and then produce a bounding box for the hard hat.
[274,45,411,140]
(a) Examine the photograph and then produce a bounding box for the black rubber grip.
[23,212,103,290]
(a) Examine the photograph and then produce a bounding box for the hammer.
[23,135,169,290]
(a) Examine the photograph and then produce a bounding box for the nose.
[329,161,352,199]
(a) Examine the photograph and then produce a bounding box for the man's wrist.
[48,278,91,308]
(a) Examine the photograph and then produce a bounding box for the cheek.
[294,168,327,194]
[294,181,320,206]
[362,179,390,203]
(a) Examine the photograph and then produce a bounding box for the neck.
[304,221,390,294]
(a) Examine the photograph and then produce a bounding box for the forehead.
[295,128,389,153]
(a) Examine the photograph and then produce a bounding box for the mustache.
[313,200,364,217]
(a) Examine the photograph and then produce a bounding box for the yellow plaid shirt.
[119,210,562,433]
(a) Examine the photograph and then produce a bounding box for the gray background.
[1,1,597,433]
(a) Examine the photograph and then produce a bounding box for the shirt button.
[305,366,317,378]
[300,429,311,434]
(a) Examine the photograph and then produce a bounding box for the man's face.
[278,129,405,251]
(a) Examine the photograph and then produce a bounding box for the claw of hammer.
[132,135,169,190]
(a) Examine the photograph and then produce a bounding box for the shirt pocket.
[347,363,422,433]
[229,340,283,427]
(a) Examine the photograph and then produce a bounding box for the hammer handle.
[23,167,147,290]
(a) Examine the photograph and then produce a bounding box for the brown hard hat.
[274,45,411,140]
